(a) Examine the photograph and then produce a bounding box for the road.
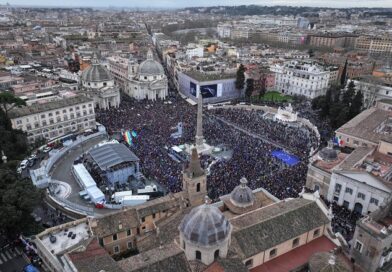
[50,135,115,216]
[0,247,28,272]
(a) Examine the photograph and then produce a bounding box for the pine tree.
[349,90,363,119]
[342,80,356,107]
[245,78,254,100]
[340,59,348,86]
[235,64,246,90]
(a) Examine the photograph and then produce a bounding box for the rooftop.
[250,236,337,272]
[9,95,92,118]
[118,242,192,272]
[183,70,236,82]
[230,198,330,258]
[336,108,392,144]
[67,238,122,272]
[39,220,90,256]
[88,143,139,171]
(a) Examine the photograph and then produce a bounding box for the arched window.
[214,249,219,260]
[195,250,201,260]
[196,183,200,192]
[314,185,320,192]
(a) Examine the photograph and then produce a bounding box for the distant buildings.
[271,60,331,99]
[308,33,357,49]
[355,36,392,54]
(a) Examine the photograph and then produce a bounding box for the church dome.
[139,49,164,76]
[230,177,254,208]
[319,141,338,162]
[179,200,231,247]
[81,55,113,83]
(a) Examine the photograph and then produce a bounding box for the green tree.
[342,80,356,107]
[0,92,26,130]
[349,90,363,119]
[235,64,246,90]
[340,59,348,86]
[0,169,43,236]
[245,78,254,100]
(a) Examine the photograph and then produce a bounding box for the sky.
[4,0,392,8]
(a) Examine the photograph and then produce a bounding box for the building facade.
[80,55,120,109]
[124,49,168,101]
[9,95,96,143]
[271,60,330,98]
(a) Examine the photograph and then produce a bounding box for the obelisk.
[195,93,204,149]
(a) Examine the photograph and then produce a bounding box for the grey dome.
[139,60,164,75]
[319,142,338,162]
[230,178,254,208]
[82,56,112,83]
[139,49,164,76]
[179,202,231,247]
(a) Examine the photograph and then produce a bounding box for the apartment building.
[271,60,330,99]
[355,36,392,54]
[9,95,96,143]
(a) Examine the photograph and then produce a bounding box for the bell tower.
[182,147,207,206]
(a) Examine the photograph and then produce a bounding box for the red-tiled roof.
[251,236,337,272]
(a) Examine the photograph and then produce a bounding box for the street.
[0,247,28,272]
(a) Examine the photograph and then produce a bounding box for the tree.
[0,92,26,130]
[235,64,246,90]
[342,80,356,107]
[0,169,43,236]
[245,78,254,100]
[259,73,267,98]
[340,59,348,86]
[349,90,363,119]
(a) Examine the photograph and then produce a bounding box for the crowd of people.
[96,94,317,201]
[96,94,360,241]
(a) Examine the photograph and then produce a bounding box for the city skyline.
[3,0,392,8]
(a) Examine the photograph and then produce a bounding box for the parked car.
[43,146,52,153]
[20,160,28,169]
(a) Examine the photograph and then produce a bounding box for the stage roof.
[89,143,139,171]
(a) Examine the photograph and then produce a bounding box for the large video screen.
[190,82,197,97]
[200,84,217,98]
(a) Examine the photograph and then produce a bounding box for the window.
[127,229,131,236]
[82,105,86,109]
[245,259,253,268]
[313,229,320,238]
[113,245,120,254]
[113,234,118,241]
[41,114,46,118]
[343,201,349,208]
[370,198,379,206]
[196,183,200,192]
[214,249,219,260]
[55,111,60,115]
[152,213,156,219]
[63,109,67,113]
[270,248,277,258]
[292,238,300,248]
[48,113,53,117]
[355,240,363,253]
[334,184,342,193]
[141,217,145,223]
[127,241,133,249]
[196,250,201,260]
[357,192,366,200]
[345,187,353,195]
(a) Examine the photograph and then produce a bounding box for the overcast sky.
[4,0,392,8]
